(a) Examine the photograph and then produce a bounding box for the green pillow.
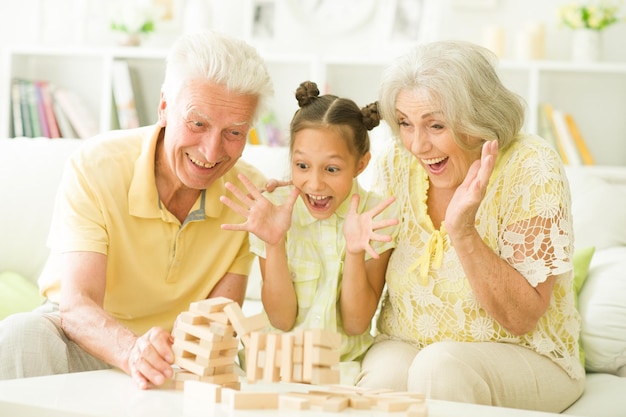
[573,246,595,304]
[572,246,595,368]
[0,271,45,320]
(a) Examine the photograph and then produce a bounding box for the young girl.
[221,81,398,364]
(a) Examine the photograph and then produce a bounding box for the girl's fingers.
[219,195,249,218]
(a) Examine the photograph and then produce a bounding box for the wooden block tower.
[246,327,342,385]
[172,297,243,389]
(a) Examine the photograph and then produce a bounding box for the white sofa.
[1,137,626,416]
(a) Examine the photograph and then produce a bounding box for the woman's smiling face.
[395,89,482,191]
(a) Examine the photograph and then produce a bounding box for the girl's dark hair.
[289,81,380,158]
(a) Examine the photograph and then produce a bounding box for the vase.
[571,29,601,62]
[120,33,141,47]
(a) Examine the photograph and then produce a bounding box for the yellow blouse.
[374,134,584,379]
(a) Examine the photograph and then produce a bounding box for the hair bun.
[295,81,320,107]
[361,102,381,131]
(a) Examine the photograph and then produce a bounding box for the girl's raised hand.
[343,195,398,259]
[220,173,300,246]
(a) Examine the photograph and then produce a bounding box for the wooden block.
[173,345,237,368]
[348,395,373,409]
[310,367,340,385]
[172,327,200,343]
[206,311,230,324]
[325,384,373,395]
[245,312,270,333]
[222,302,248,336]
[302,330,314,383]
[197,337,239,353]
[245,331,266,383]
[176,321,222,342]
[310,346,340,367]
[221,380,241,390]
[321,396,349,412]
[293,345,304,363]
[173,339,217,360]
[190,297,234,315]
[209,321,235,337]
[407,401,428,417]
[374,397,422,412]
[198,372,239,385]
[280,333,294,382]
[282,391,330,406]
[214,364,235,374]
[221,389,279,410]
[307,328,342,349]
[219,348,239,359]
[263,333,281,382]
[223,303,269,337]
[293,328,305,345]
[292,363,303,383]
[279,394,311,410]
[174,356,211,376]
[184,380,222,403]
[173,369,200,390]
[177,311,210,325]
[377,391,426,401]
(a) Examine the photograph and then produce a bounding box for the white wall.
[1,0,625,62]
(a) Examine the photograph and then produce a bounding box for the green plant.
[110,3,156,35]
[558,1,624,30]
[110,20,155,35]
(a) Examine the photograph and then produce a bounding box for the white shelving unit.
[2,46,625,166]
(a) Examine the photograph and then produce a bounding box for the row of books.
[10,78,99,139]
[537,103,595,166]
[10,60,141,140]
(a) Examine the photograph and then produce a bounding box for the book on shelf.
[10,79,24,137]
[537,103,594,166]
[35,80,61,138]
[111,60,140,130]
[53,87,99,139]
[23,79,43,138]
[564,112,595,165]
[552,109,582,166]
[33,80,51,138]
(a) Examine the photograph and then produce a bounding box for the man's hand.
[126,327,174,389]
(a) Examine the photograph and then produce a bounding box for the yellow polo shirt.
[40,125,266,335]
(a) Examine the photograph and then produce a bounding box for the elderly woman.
[356,40,585,413]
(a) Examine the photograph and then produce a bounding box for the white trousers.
[357,339,585,413]
[0,303,110,380]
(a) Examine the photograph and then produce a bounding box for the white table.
[0,369,563,417]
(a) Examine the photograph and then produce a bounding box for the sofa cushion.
[573,246,595,302]
[578,246,626,375]
[0,138,85,284]
[0,271,45,319]
[566,167,626,251]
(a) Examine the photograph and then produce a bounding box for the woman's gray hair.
[378,40,525,150]
[161,30,274,121]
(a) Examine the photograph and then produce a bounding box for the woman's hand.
[220,173,299,246]
[343,194,398,259]
[445,140,498,239]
